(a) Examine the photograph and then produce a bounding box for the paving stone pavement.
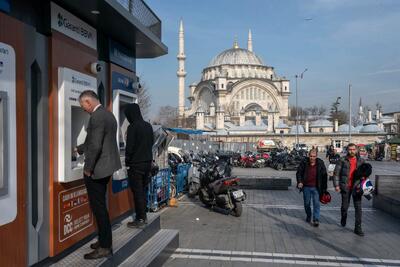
[161,165,400,267]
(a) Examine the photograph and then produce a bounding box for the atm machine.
[58,67,97,183]
[111,72,137,183]
[0,42,17,227]
[112,89,137,181]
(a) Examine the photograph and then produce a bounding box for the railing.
[116,0,162,39]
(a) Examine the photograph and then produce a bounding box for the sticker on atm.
[58,185,93,242]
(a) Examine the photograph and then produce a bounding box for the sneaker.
[127,219,146,229]
[306,217,311,223]
[354,227,364,236]
[313,220,319,227]
[340,217,346,227]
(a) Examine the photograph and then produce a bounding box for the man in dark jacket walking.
[296,149,328,227]
[77,90,121,259]
[124,103,154,228]
[333,143,365,236]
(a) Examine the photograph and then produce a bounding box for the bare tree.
[317,105,327,116]
[153,105,178,128]
[289,106,309,124]
[305,105,326,117]
[137,80,151,120]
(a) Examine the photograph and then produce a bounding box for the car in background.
[294,143,309,152]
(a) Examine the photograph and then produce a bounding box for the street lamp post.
[348,84,352,143]
[295,68,308,148]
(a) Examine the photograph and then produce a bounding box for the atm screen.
[118,102,130,156]
[0,92,8,196]
[71,106,90,169]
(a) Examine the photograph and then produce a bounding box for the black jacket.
[124,103,154,167]
[333,156,365,192]
[296,157,328,194]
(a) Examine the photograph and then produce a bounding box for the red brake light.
[223,178,239,186]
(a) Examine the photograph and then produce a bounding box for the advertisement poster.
[58,185,93,242]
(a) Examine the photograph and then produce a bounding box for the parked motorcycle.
[198,177,246,217]
[187,157,201,198]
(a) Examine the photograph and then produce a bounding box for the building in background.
[177,20,290,132]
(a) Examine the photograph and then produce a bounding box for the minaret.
[233,35,239,49]
[177,19,186,127]
[247,29,253,52]
[358,98,363,121]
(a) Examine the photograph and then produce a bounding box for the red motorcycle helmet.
[320,191,331,204]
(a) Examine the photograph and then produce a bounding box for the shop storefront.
[0,0,166,265]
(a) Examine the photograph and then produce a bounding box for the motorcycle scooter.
[198,165,246,217]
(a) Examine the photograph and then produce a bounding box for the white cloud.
[365,69,400,75]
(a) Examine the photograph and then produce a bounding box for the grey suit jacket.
[77,105,122,179]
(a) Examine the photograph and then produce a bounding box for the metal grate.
[116,0,161,38]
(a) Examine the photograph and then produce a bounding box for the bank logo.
[56,12,93,40]
[64,213,72,223]
[57,13,64,27]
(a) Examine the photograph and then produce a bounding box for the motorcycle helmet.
[353,178,374,200]
[320,191,331,204]
[361,178,374,200]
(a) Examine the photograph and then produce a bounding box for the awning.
[166,128,204,135]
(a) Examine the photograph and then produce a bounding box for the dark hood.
[124,103,143,123]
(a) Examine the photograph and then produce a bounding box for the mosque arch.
[229,80,282,114]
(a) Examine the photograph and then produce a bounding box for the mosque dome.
[338,124,357,133]
[276,120,290,129]
[290,125,305,134]
[360,123,383,133]
[208,48,264,67]
[310,119,333,128]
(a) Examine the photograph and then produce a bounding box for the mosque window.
[270,74,273,79]
[251,88,254,100]
[263,92,266,100]
[285,86,287,91]
[319,128,324,133]
[246,89,249,100]
[241,91,244,99]
[221,84,224,89]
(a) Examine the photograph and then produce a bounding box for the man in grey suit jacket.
[77,90,121,259]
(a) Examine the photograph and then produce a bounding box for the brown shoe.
[127,219,147,229]
[90,241,100,250]
[84,248,112,260]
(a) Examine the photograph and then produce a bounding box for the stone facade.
[178,25,290,131]
[209,133,387,152]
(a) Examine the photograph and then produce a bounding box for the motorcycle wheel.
[198,189,212,208]
[276,163,283,171]
[232,201,242,217]
[188,183,198,198]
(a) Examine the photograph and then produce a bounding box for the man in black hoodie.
[124,103,154,228]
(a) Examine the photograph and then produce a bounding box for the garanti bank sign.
[51,2,97,50]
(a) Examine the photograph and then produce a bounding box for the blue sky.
[138,0,400,118]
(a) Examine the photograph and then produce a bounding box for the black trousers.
[84,175,112,249]
[341,189,362,227]
[128,163,151,221]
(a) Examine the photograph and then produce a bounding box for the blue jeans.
[303,186,320,221]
